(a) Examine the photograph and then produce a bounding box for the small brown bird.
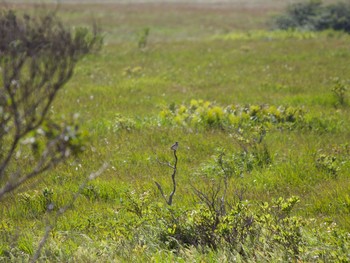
[170,142,178,151]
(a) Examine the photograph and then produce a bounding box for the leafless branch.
[0,9,102,197]
[156,157,175,169]
[155,150,178,206]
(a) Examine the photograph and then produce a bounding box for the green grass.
[1,1,350,262]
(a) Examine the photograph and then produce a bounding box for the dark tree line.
[274,0,350,33]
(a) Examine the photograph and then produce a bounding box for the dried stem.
[155,150,178,206]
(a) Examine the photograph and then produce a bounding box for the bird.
[170,142,178,151]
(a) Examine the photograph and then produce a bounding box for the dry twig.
[155,148,178,205]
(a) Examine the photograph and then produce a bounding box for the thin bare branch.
[154,181,168,204]
[0,9,102,197]
[155,149,178,205]
[156,157,175,169]
[167,150,177,205]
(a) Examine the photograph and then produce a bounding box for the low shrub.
[331,77,348,106]
[159,100,305,131]
[274,0,350,33]
[274,0,323,31]
[314,144,349,178]
[158,100,341,133]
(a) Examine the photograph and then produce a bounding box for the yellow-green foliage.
[217,29,320,41]
[159,100,308,130]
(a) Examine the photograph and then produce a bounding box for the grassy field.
[1,1,350,262]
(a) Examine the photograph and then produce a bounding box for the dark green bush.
[117,189,350,261]
[317,2,350,32]
[274,0,323,30]
[274,1,350,33]
[157,197,305,260]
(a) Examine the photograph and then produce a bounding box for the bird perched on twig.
[170,142,178,151]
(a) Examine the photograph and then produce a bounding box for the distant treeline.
[274,0,350,33]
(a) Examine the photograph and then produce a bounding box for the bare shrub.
[0,8,102,199]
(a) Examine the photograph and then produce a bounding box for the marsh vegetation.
[1,1,349,262]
